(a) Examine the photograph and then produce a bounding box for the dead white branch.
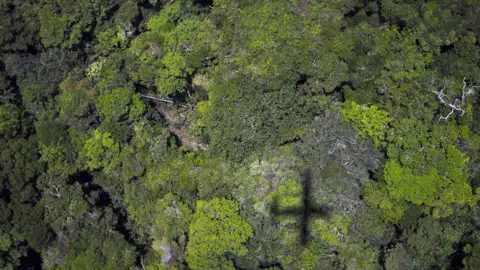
[140,94,173,104]
[141,94,191,109]
[433,78,478,121]
[334,227,345,239]
[49,185,61,198]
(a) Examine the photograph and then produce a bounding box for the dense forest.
[1,0,480,269]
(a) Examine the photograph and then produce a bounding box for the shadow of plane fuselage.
[271,169,330,245]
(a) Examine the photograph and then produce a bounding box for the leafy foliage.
[97,88,145,122]
[1,0,480,269]
[186,198,253,269]
[84,129,120,171]
[342,101,392,147]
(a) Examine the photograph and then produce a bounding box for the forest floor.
[155,105,207,151]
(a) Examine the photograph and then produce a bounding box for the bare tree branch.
[140,256,145,270]
[140,94,173,104]
[140,94,191,109]
[433,77,478,121]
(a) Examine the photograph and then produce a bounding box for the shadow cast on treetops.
[270,169,332,245]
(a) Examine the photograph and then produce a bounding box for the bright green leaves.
[343,92,476,221]
[163,16,217,63]
[384,160,440,205]
[155,52,191,94]
[383,145,475,218]
[271,179,302,211]
[237,1,294,77]
[382,114,475,218]
[312,213,351,247]
[97,88,145,122]
[153,16,217,95]
[146,151,233,200]
[364,182,407,223]
[3,0,479,268]
[235,0,348,82]
[364,118,477,220]
[342,101,392,147]
[365,141,476,221]
[129,2,218,95]
[129,93,146,119]
[267,178,302,228]
[145,1,180,31]
[84,130,120,171]
[96,26,127,55]
[186,198,253,270]
[154,193,193,240]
